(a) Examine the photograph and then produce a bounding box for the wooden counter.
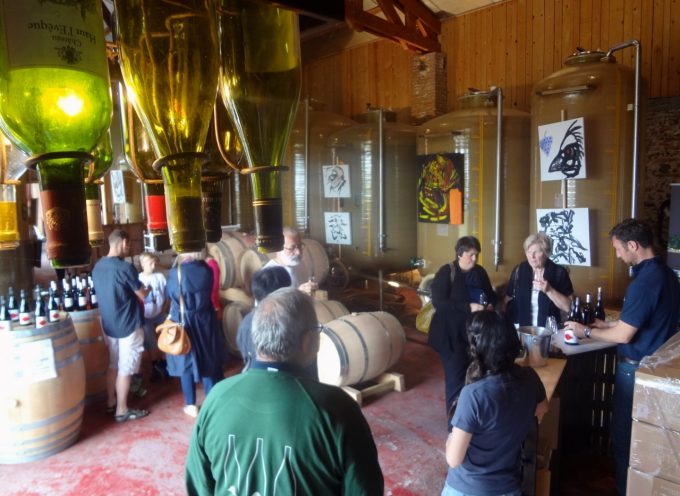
[519,357,566,403]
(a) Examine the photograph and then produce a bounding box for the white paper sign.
[536,207,591,266]
[5,338,58,383]
[324,212,352,245]
[322,164,351,198]
[538,118,587,181]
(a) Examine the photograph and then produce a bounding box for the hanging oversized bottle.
[218,0,302,252]
[116,81,168,236]
[114,0,220,253]
[85,132,113,247]
[0,0,113,267]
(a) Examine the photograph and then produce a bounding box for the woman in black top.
[427,236,497,428]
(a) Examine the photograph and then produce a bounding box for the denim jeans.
[441,483,521,496]
[180,371,222,406]
[611,360,637,496]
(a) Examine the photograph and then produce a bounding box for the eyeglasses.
[283,243,304,252]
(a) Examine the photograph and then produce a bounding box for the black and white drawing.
[322,164,351,198]
[536,207,591,266]
[538,117,587,181]
[324,212,351,245]
[110,170,126,204]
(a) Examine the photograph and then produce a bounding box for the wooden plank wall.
[301,0,680,118]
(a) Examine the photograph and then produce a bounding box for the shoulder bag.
[156,262,191,355]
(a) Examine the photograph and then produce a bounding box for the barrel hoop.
[87,370,108,379]
[0,427,81,464]
[366,312,394,368]
[320,325,350,381]
[11,320,73,339]
[220,242,237,285]
[3,414,82,446]
[6,399,85,432]
[52,334,79,353]
[335,316,369,383]
[78,335,105,345]
[54,350,83,370]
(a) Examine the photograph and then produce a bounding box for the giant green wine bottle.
[115,0,220,253]
[218,0,301,252]
[0,0,112,267]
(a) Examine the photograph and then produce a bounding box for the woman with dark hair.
[442,311,548,496]
[236,266,292,371]
[428,236,497,428]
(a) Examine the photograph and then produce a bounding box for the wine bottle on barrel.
[0,296,11,332]
[18,289,31,326]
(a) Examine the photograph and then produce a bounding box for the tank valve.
[409,257,426,269]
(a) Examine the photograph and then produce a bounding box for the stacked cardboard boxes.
[627,332,680,495]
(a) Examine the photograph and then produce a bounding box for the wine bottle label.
[19,312,31,326]
[40,187,90,264]
[78,296,87,308]
[86,199,104,239]
[64,296,74,307]
[36,316,47,328]
[9,309,19,321]
[90,294,97,306]
[0,320,11,332]
[49,310,60,322]
[0,0,108,78]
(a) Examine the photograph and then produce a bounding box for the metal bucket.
[518,326,553,367]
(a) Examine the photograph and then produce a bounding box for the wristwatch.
[584,327,592,339]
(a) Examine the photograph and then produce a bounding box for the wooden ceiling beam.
[345,0,440,54]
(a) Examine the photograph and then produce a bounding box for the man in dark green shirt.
[185,287,384,495]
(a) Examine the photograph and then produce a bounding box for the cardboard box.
[627,467,680,496]
[629,420,680,485]
[633,333,680,431]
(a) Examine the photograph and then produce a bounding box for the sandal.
[115,408,150,423]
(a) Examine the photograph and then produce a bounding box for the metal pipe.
[492,88,503,271]
[303,98,310,234]
[378,108,386,253]
[606,40,641,218]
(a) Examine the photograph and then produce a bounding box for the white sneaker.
[183,405,199,418]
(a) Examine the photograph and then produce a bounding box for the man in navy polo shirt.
[92,229,150,423]
[567,219,680,495]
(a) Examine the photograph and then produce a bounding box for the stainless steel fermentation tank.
[417,90,531,288]
[531,45,642,305]
[282,99,355,233]
[321,109,418,275]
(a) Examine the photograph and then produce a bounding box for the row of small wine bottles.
[567,286,606,325]
[0,275,98,331]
